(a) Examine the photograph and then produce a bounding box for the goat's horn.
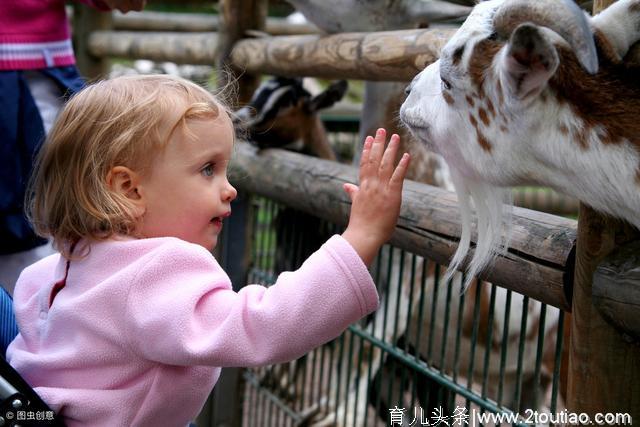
[493,0,598,74]
[592,0,640,62]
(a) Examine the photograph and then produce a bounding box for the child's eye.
[201,164,215,177]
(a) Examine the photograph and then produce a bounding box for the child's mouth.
[210,212,231,228]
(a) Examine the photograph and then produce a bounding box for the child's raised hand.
[342,128,410,266]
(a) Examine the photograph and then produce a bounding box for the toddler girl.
[7,74,410,426]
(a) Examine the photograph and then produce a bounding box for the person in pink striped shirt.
[7,74,411,426]
[0,0,145,295]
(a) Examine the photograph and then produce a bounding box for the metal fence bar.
[464,282,483,409]
[480,284,497,399]
[532,304,548,409]
[550,310,566,415]
[496,290,513,407]
[348,326,512,414]
[450,282,466,410]
[513,296,530,414]
[243,372,304,424]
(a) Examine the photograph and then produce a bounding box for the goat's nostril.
[404,84,412,96]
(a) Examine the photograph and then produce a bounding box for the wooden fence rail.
[112,10,319,34]
[230,142,577,311]
[85,26,457,80]
[88,31,219,64]
[231,28,457,81]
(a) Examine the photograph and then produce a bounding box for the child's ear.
[106,166,145,217]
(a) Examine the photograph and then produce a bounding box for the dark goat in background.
[235,76,348,161]
[234,76,348,273]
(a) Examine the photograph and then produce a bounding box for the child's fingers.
[360,136,374,175]
[379,134,400,180]
[389,153,411,189]
[367,128,387,169]
[343,183,359,201]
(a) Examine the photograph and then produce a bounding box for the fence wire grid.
[214,123,570,427]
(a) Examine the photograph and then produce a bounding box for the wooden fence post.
[568,208,640,416]
[217,0,267,106]
[73,5,112,79]
[566,1,640,418]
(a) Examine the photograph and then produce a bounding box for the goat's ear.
[498,23,559,100]
[307,80,348,112]
[233,107,253,124]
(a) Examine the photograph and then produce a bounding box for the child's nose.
[223,183,238,202]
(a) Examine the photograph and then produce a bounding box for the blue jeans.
[0,66,84,255]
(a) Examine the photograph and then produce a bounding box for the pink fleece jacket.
[0,0,110,70]
[6,235,378,426]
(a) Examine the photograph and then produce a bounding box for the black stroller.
[0,287,65,426]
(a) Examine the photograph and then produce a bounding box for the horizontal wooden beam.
[230,142,576,310]
[112,11,319,35]
[88,31,219,65]
[113,11,218,32]
[512,190,579,216]
[231,27,457,81]
[87,27,456,79]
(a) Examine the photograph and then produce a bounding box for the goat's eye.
[441,77,452,91]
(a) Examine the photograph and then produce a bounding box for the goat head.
[400,0,640,288]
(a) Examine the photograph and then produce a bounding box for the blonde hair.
[28,74,231,258]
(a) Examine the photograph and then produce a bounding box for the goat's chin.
[444,168,513,292]
[403,120,434,149]
[406,124,430,140]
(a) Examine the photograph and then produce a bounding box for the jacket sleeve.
[124,235,378,367]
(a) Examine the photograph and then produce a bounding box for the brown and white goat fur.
[401,0,640,288]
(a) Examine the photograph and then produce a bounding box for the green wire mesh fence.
[236,197,567,427]
[212,120,572,427]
